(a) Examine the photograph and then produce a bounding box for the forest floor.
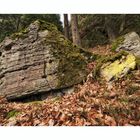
[0,45,140,126]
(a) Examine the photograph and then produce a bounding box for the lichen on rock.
[100,54,136,81]
[92,51,128,79]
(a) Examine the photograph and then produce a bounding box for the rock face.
[115,32,140,57]
[105,31,140,81]
[100,54,136,81]
[0,20,87,99]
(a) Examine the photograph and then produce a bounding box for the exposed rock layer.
[0,20,87,99]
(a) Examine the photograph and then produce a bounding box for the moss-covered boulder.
[112,32,140,57]
[100,53,136,81]
[0,20,89,100]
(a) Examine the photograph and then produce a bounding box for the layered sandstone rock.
[0,20,87,99]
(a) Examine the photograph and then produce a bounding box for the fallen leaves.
[0,78,139,126]
[104,115,116,126]
[0,45,140,126]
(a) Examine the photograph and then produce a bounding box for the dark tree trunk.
[16,16,21,31]
[71,14,82,47]
[119,14,126,34]
[105,16,116,43]
[64,14,70,39]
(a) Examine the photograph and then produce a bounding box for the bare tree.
[119,14,126,34]
[71,14,82,47]
[64,14,70,39]
[105,16,116,42]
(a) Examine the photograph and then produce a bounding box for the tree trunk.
[16,16,21,31]
[64,14,70,39]
[105,16,116,43]
[71,14,82,47]
[119,14,126,34]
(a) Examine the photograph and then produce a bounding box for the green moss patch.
[10,20,58,40]
[37,20,58,31]
[49,42,87,88]
[6,109,20,119]
[11,28,29,40]
[126,85,140,95]
[111,36,125,52]
[39,20,90,88]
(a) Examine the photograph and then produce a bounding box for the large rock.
[113,32,140,57]
[0,20,88,99]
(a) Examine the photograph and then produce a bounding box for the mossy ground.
[6,109,20,119]
[126,85,140,95]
